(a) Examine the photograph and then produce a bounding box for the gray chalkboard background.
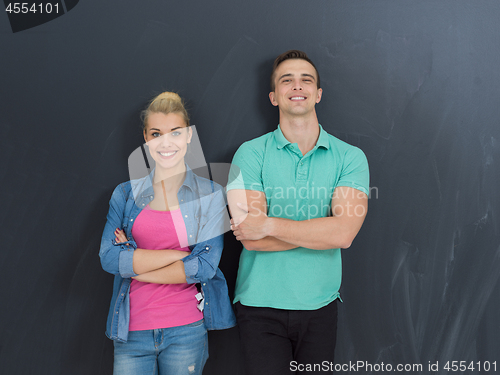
[1,1,499,374]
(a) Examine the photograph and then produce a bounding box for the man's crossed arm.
[228,186,368,251]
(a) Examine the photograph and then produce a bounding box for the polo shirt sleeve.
[336,147,370,196]
[227,141,265,192]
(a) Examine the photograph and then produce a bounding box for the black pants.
[235,300,338,375]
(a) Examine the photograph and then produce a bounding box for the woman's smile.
[158,150,178,158]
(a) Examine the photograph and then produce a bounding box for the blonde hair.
[141,91,190,131]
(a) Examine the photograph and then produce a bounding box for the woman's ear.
[187,126,193,144]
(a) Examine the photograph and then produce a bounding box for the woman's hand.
[114,228,128,243]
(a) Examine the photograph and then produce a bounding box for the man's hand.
[231,202,271,241]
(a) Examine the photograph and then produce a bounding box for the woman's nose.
[160,133,173,145]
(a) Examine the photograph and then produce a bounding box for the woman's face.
[143,112,192,172]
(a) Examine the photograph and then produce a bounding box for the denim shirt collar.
[136,164,196,200]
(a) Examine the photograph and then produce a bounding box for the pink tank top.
[129,207,203,331]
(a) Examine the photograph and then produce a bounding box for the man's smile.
[290,96,306,101]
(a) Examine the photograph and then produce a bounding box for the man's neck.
[279,112,320,155]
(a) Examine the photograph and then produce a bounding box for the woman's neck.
[153,163,187,191]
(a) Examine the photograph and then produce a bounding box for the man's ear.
[316,88,323,104]
[269,91,278,107]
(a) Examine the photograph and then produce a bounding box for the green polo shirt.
[227,125,369,310]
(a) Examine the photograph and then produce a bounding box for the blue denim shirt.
[99,168,236,342]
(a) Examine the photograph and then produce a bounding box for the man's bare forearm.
[266,216,361,250]
[242,236,297,251]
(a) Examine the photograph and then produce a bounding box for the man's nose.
[292,81,303,90]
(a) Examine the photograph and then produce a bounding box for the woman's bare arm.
[114,229,190,275]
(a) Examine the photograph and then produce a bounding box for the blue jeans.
[113,319,208,375]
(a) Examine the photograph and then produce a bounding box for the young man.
[227,50,369,374]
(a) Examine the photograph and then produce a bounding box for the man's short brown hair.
[270,50,320,91]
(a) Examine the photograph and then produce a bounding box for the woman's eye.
[152,132,161,137]
[171,131,181,136]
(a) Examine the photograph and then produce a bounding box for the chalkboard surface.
[1,1,499,374]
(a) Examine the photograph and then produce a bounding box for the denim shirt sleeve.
[182,187,227,284]
[99,184,139,278]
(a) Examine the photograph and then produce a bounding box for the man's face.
[269,59,322,117]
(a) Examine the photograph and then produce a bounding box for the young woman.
[99,92,236,375]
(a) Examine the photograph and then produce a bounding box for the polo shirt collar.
[274,124,330,150]
[274,125,291,149]
[316,124,330,150]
